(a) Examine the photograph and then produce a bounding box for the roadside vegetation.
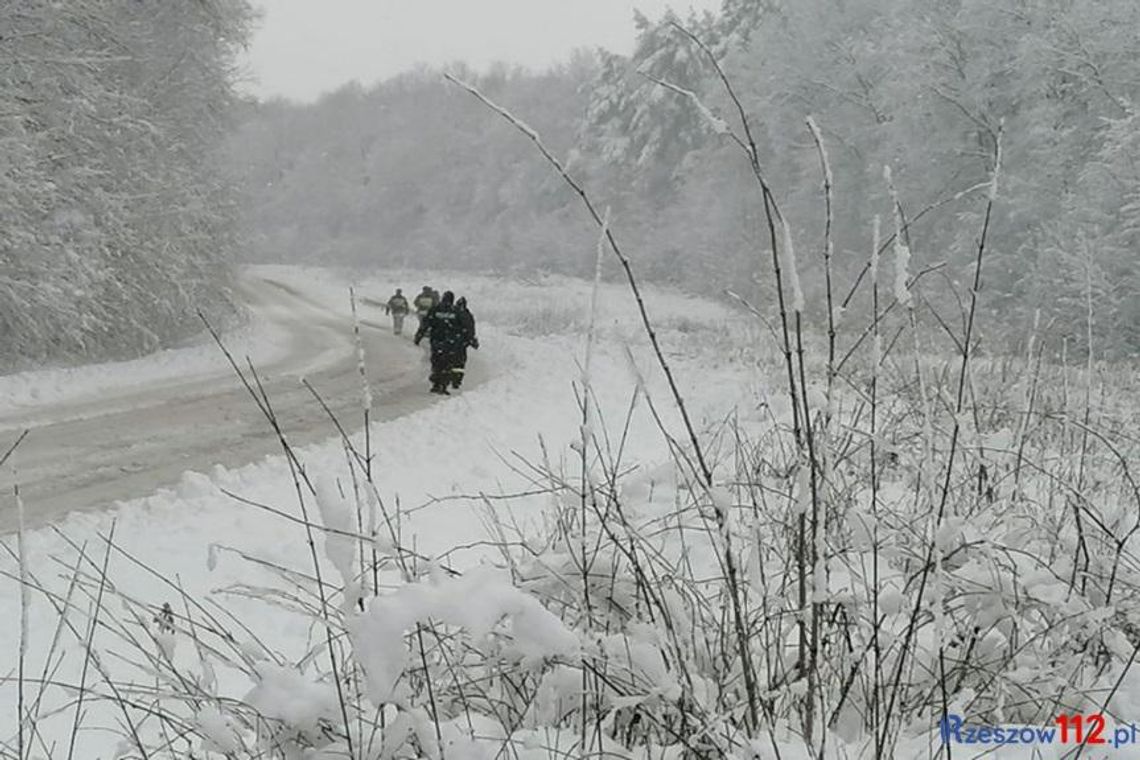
[1,1,254,370]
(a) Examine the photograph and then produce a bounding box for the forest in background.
[1,0,253,369]
[231,0,1140,358]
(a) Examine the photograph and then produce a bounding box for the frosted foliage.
[1,1,253,368]
[350,569,578,704]
[883,166,913,309]
[315,476,358,591]
[245,663,339,739]
[231,0,1140,354]
[195,705,241,754]
[601,632,682,701]
[805,116,833,187]
[781,218,805,312]
[6,271,1140,758]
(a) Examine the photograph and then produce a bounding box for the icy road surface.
[0,272,461,533]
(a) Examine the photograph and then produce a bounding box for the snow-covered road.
[0,271,460,533]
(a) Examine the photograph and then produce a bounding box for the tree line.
[1,0,254,369]
[232,0,1140,358]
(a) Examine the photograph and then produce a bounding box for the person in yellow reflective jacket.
[384,288,410,335]
[413,285,436,334]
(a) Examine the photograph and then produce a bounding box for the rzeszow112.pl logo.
[941,713,1140,751]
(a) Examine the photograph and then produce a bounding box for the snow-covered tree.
[230,0,1140,355]
[1,0,254,368]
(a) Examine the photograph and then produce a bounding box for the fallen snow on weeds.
[0,268,761,756]
[6,268,1130,759]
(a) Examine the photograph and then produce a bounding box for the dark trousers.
[450,347,468,388]
[429,345,462,389]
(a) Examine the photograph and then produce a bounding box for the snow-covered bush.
[5,246,1140,760]
[11,327,1138,760]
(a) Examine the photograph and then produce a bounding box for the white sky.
[242,0,722,102]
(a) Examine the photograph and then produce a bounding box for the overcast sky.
[242,0,722,102]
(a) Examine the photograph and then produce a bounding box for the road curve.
[0,273,463,534]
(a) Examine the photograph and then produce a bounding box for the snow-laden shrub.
[20,339,1133,760]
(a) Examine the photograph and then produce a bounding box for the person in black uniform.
[450,296,479,389]
[413,291,465,394]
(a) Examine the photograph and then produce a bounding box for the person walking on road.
[413,286,436,334]
[384,288,410,335]
[413,290,465,394]
[450,296,479,389]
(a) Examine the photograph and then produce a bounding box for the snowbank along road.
[0,272,473,533]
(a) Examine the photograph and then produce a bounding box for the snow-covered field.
[0,267,765,756]
[4,266,1140,760]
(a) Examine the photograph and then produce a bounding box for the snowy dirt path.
[0,271,463,533]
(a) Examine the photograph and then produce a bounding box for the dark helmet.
[456,296,467,309]
[395,288,403,295]
[422,285,431,292]
[441,290,455,305]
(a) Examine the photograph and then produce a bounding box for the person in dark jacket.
[450,296,479,389]
[384,288,410,335]
[413,290,465,394]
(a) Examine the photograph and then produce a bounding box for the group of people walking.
[384,285,478,395]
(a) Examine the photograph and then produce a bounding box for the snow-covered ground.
[0,281,291,423]
[0,266,765,755]
[7,267,1136,759]
[0,269,447,531]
